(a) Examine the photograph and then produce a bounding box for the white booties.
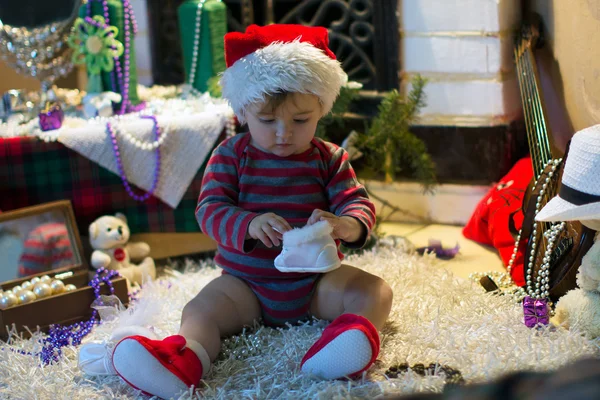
[274,220,341,273]
[78,325,158,376]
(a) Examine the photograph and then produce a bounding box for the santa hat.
[220,24,348,123]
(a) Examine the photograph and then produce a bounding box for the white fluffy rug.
[1,241,599,399]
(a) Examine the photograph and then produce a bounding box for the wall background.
[528,0,600,150]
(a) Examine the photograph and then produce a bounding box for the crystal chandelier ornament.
[0,0,81,94]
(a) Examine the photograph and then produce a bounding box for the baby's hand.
[247,213,292,248]
[307,209,364,243]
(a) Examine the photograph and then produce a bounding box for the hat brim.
[220,40,347,123]
[535,195,600,222]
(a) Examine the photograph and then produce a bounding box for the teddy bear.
[89,213,156,289]
[551,235,600,338]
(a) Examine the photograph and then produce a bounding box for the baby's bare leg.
[179,274,261,361]
[301,265,393,379]
[310,265,393,330]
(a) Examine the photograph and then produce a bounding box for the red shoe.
[301,314,380,380]
[112,335,205,399]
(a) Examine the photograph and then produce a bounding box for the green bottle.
[178,0,227,93]
[79,0,141,106]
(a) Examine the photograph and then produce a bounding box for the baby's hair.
[259,90,324,115]
[261,90,293,113]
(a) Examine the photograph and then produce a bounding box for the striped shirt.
[196,132,376,280]
[18,222,74,277]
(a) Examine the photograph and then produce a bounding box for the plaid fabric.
[0,133,224,234]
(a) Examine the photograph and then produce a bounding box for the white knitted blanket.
[56,98,232,208]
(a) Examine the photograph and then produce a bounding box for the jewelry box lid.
[0,199,89,289]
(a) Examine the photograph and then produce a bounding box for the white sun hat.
[535,124,600,222]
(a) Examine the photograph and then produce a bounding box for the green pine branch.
[207,75,222,98]
[316,85,360,139]
[356,75,436,190]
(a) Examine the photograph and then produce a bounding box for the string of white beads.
[469,158,563,305]
[113,121,170,151]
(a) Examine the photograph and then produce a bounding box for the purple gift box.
[39,102,64,131]
[523,296,549,328]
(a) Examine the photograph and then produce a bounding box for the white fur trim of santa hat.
[220,40,348,124]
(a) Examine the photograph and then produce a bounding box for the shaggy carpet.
[1,240,599,399]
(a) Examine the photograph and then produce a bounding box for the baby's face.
[245,93,321,157]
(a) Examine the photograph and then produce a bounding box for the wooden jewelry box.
[0,200,128,340]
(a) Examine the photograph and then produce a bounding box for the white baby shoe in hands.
[274,220,341,273]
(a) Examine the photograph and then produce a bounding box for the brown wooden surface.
[127,232,218,260]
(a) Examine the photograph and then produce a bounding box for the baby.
[111,24,393,399]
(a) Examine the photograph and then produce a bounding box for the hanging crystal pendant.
[0,1,81,105]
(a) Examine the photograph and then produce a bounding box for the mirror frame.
[0,200,88,287]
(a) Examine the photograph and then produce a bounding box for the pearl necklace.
[107,115,161,201]
[521,158,563,302]
[188,0,208,88]
[183,1,231,104]
[469,158,563,306]
[225,113,236,137]
[112,119,170,150]
[180,0,237,137]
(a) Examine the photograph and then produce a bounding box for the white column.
[400,0,522,126]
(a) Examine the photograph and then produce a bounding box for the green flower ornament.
[68,16,124,92]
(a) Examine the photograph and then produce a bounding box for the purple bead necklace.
[3,268,121,365]
[86,0,145,115]
[107,115,161,201]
